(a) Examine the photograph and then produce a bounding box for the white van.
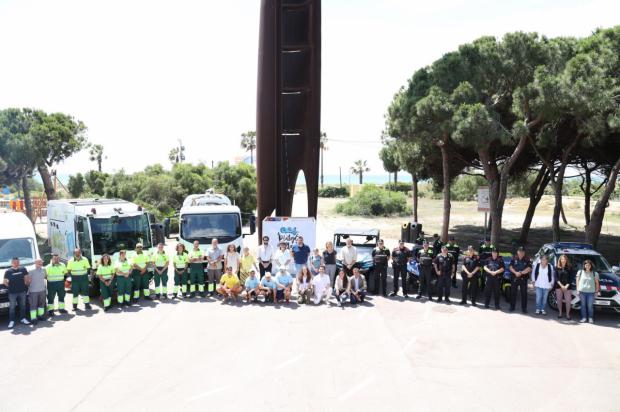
[0,211,41,312]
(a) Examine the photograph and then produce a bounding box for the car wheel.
[547,289,558,311]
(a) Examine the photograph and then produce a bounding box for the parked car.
[333,228,379,276]
[534,242,620,313]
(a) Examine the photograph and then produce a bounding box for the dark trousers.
[392,265,407,294]
[9,292,27,322]
[484,274,501,308]
[373,264,387,295]
[343,263,358,277]
[510,277,528,311]
[436,274,450,300]
[350,291,366,304]
[461,272,479,303]
[451,262,458,287]
[418,265,433,298]
[259,263,272,279]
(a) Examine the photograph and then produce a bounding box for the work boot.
[85,303,92,310]
[48,310,55,317]
[72,304,78,311]
[59,309,68,314]
[155,293,161,299]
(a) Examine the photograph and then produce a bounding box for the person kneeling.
[217,266,242,302]
[334,269,349,307]
[259,272,277,303]
[311,266,332,305]
[275,267,293,304]
[244,270,260,303]
[349,267,367,304]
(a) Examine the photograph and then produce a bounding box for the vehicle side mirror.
[175,236,180,242]
[249,215,256,235]
[612,266,620,273]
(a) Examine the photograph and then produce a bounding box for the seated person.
[334,269,349,306]
[349,267,367,304]
[244,270,260,303]
[297,267,313,304]
[259,272,277,303]
[311,266,332,305]
[216,266,242,302]
[275,267,294,304]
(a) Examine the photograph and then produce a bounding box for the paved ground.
[0,277,618,412]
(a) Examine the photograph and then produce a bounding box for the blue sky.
[0,0,618,181]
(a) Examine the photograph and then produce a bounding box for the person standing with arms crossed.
[459,246,480,305]
[67,248,91,310]
[189,240,205,298]
[115,250,133,306]
[434,246,453,303]
[416,241,435,300]
[27,259,47,325]
[152,243,169,299]
[484,250,504,310]
[97,254,115,311]
[207,238,224,296]
[390,241,410,298]
[131,244,150,302]
[45,253,68,316]
[173,244,189,298]
[257,236,274,279]
[3,257,30,328]
[371,239,390,296]
[508,246,532,313]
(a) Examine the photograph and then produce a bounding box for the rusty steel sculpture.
[256,0,321,238]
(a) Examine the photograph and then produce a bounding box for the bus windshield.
[90,214,152,255]
[181,213,241,243]
[0,238,36,268]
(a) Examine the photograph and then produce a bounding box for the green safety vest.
[115,261,132,274]
[132,253,149,269]
[67,257,90,276]
[174,254,189,269]
[96,265,115,280]
[189,249,203,260]
[46,263,67,282]
[153,252,169,267]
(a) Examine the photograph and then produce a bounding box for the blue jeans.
[294,264,306,276]
[535,287,550,311]
[350,291,366,304]
[579,292,594,320]
[9,292,27,322]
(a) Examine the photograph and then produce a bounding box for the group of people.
[2,234,603,329]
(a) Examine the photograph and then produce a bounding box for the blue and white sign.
[262,217,317,251]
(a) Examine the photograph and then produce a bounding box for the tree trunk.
[585,157,620,247]
[251,148,254,166]
[440,144,450,242]
[583,166,592,226]
[479,149,501,246]
[551,164,568,241]
[38,163,56,200]
[359,172,363,185]
[320,148,324,187]
[394,171,398,185]
[518,166,550,245]
[21,175,33,222]
[412,173,418,222]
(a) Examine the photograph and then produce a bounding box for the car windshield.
[181,213,241,243]
[90,215,152,255]
[0,238,35,268]
[565,253,612,273]
[334,234,378,248]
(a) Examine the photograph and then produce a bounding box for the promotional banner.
[262,217,317,251]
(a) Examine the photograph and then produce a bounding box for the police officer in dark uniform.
[432,234,443,255]
[483,249,504,309]
[478,236,495,290]
[371,239,390,296]
[433,246,453,303]
[445,236,460,288]
[460,245,480,305]
[415,231,426,246]
[508,246,532,313]
[416,241,435,300]
[390,241,411,298]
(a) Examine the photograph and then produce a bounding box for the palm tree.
[88,144,105,172]
[320,131,328,187]
[350,160,370,185]
[168,147,180,165]
[240,131,257,165]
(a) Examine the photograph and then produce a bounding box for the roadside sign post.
[477,186,491,238]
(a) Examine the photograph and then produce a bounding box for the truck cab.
[178,191,255,254]
[0,211,41,312]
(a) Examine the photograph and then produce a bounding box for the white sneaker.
[535,309,540,314]
[8,321,14,329]
[588,318,594,324]
[20,318,30,325]
[580,318,587,323]
[541,310,547,315]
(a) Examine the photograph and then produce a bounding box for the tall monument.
[256,0,322,238]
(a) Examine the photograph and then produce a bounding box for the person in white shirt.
[296,266,313,304]
[273,241,293,274]
[531,255,555,315]
[257,236,275,279]
[339,238,358,276]
[224,244,241,274]
[311,265,332,305]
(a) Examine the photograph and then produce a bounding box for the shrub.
[335,185,409,216]
[382,181,411,193]
[450,175,487,201]
[318,185,349,198]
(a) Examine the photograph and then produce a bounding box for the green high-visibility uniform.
[115,260,132,304]
[96,265,115,308]
[173,253,189,295]
[189,248,205,294]
[67,257,91,305]
[131,252,150,299]
[46,262,67,311]
[152,251,169,295]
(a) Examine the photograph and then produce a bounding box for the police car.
[534,242,620,313]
